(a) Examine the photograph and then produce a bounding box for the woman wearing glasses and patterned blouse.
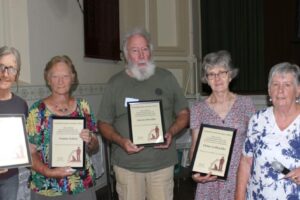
[189,50,255,200]
[0,46,28,200]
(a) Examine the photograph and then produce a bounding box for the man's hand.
[154,132,172,149]
[121,138,144,154]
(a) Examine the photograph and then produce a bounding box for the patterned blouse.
[243,107,300,199]
[190,95,255,200]
[26,98,97,196]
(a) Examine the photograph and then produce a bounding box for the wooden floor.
[96,167,197,200]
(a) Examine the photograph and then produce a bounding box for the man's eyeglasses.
[206,71,229,80]
[0,64,18,76]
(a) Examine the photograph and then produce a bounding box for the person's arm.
[87,133,99,154]
[235,155,253,200]
[98,121,144,154]
[80,129,99,154]
[80,99,100,154]
[155,108,189,149]
[189,128,199,161]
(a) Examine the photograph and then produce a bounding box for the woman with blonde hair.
[27,55,99,200]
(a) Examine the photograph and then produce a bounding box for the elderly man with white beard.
[97,28,189,200]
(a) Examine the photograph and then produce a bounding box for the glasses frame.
[0,64,18,76]
[206,71,229,80]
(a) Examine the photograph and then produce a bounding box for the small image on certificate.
[127,100,166,146]
[50,116,86,169]
[0,114,32,169]
[191,124,236,180]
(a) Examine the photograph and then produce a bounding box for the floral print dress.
[190,95,255,200]
[26,98,97,196]
[243,107,300,199]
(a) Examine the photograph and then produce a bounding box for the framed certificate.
[191,124,236,180]
[0,114,32,168]
[127,100,166,146]
[50,116,86,169]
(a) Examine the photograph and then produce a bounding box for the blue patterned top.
[243,107,300,200]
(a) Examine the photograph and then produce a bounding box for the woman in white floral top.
[236,62,300,199]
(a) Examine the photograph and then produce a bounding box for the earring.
[269,97,272,102]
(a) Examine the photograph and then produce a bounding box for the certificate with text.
[50,116,85,169]
[127,100,166,146]
[191,124,236,180]
[0,114,32,168]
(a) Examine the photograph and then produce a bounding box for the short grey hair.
[268,62,300,88]
[122,27,153,62]
[0,46,21,69]
[0,46,21,80]
[201,50,238,83]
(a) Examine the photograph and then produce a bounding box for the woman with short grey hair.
[201,50,238,83]
[0,46,28,200]
[267,62,300,87]
[190,50,255,200]
[236,62,300,199]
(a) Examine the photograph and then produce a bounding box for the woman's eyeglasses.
[0,64,18,76]
[206,71,229,80]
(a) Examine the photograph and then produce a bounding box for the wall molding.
[13,83,106,101]
[12,83,268,110]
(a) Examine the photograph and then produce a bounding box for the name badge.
[124,97,139,107]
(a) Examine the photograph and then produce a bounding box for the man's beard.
[126,60,156,81]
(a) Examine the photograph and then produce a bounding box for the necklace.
[55,104,69,113]
[48,96,73,114]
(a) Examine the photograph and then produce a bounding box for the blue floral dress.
[244,107,300,199]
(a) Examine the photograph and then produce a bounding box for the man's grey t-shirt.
[98,68,188,172]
